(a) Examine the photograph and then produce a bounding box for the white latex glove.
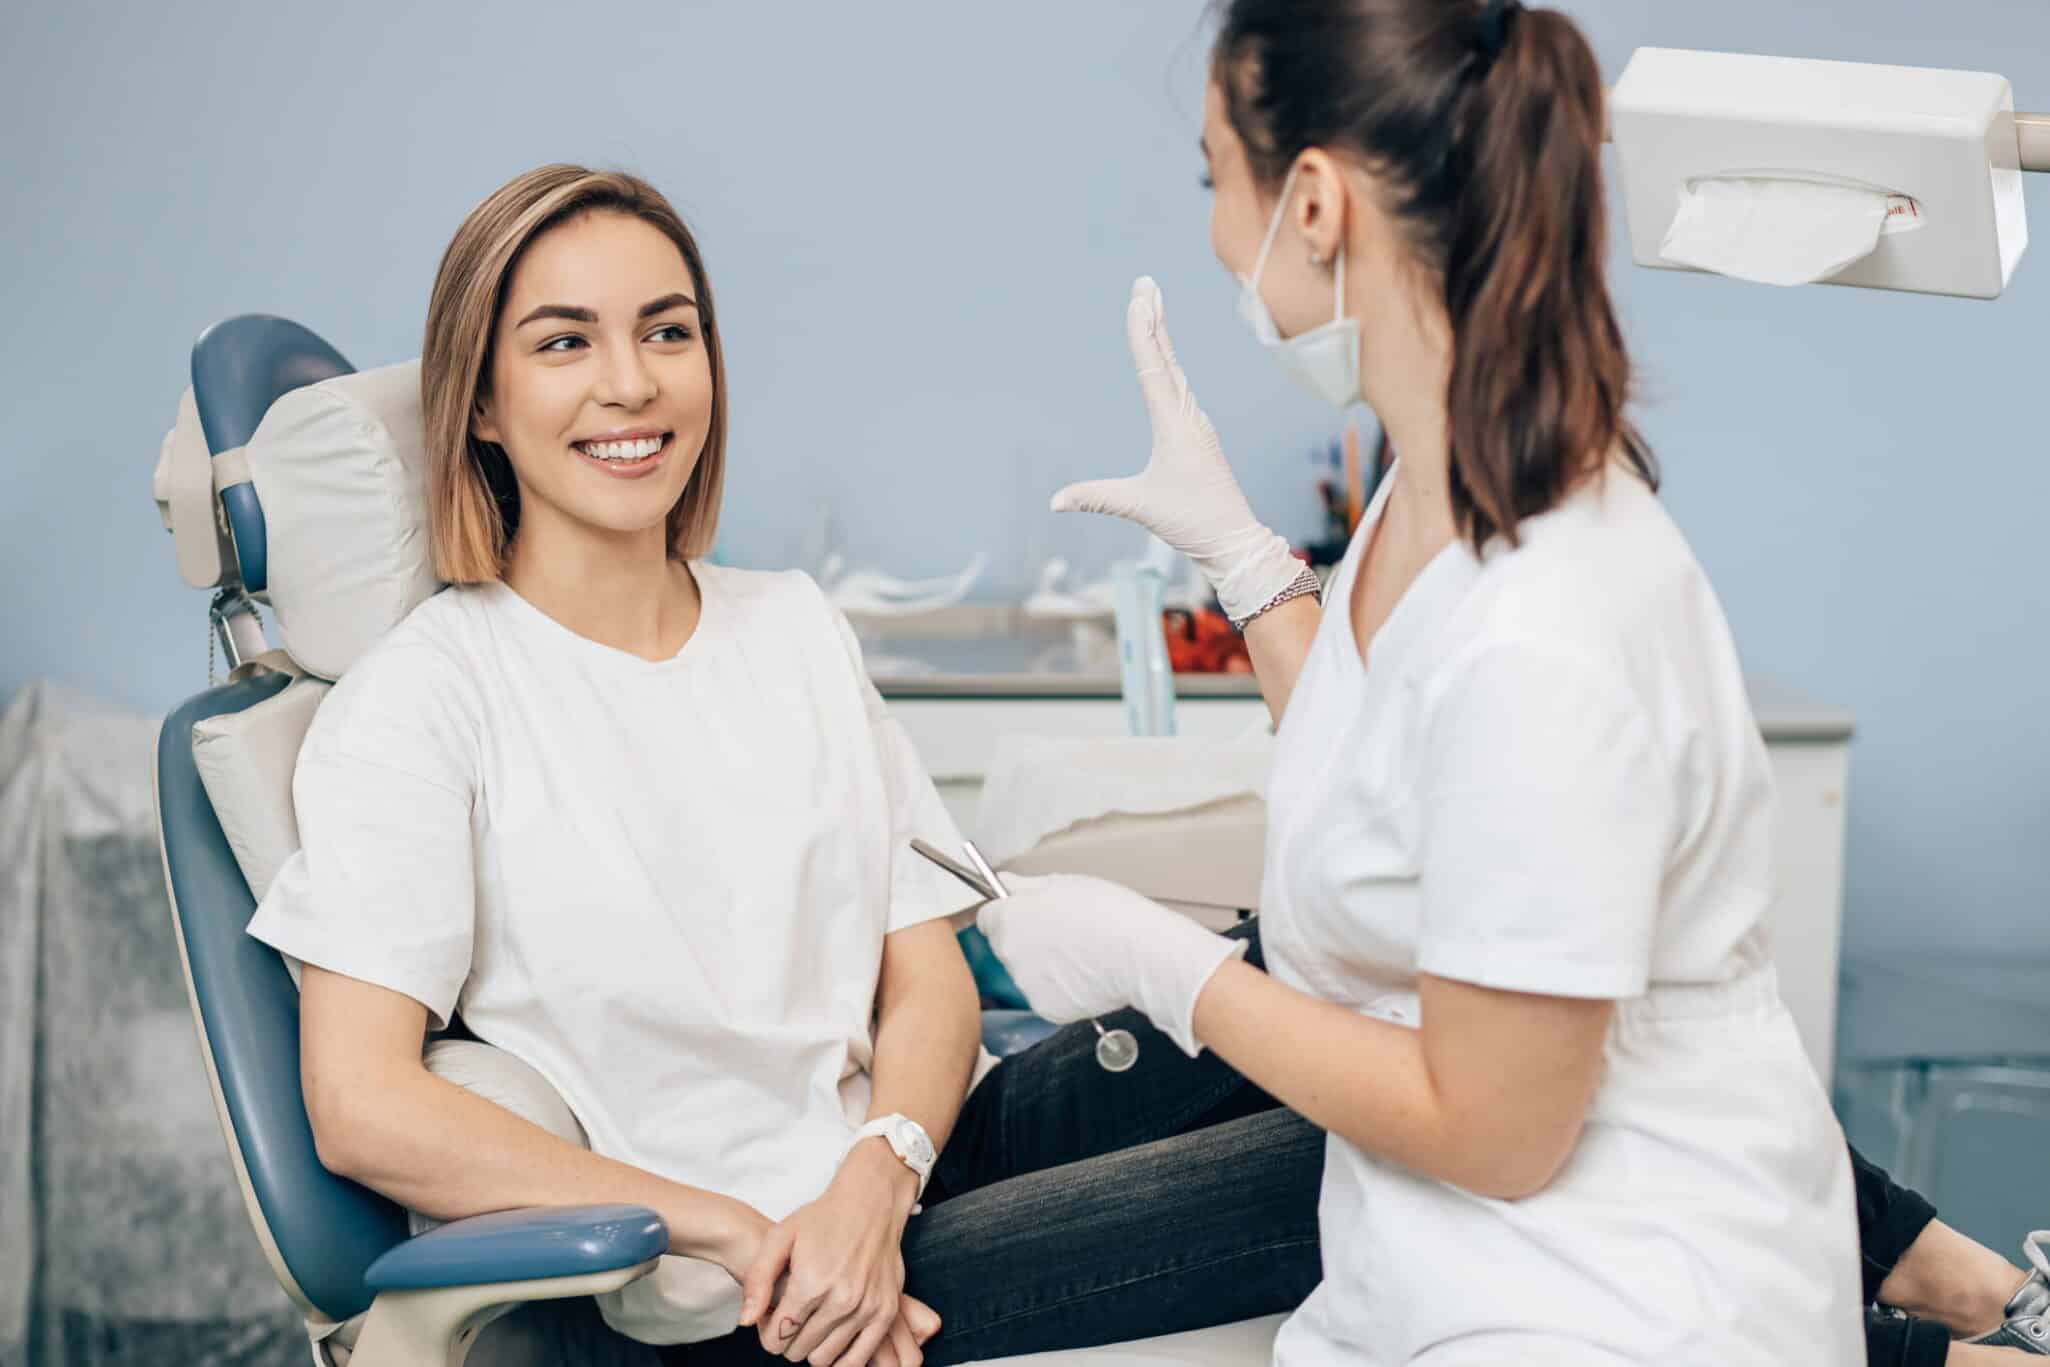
[976,872,1247,1057]
[1052,277,1303,624]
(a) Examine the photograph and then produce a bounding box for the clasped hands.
[721,1138,939,1367]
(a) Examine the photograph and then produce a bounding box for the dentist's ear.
[1288,148,1351,269]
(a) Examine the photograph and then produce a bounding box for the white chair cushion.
[245,360,440,682]
[191,676,330,901]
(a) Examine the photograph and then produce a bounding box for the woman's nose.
[595,342,658,408]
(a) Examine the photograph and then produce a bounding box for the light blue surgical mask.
[1236,163,1363,412]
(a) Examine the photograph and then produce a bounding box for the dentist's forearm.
[1189,957,1597,1201]
[1242,596,1322,725]
[1190,958,1449,1171]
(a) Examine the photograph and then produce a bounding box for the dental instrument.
[910,837,998,903]
[961,840,1141,1074]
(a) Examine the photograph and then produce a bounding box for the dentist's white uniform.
[1258,467,1865,1365]
[983,271,1868,1363]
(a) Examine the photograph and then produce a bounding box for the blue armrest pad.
[980,1010,1061,1058]
[364,1205,666,1292]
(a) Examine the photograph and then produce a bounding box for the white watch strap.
[848,1115,934,1198]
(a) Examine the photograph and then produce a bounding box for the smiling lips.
[572,431,671,477]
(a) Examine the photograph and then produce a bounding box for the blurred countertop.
[854,605,1855,741]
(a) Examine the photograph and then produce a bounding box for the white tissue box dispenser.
[1611,48,2028,299]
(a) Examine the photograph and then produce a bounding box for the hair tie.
[1476,0,1521,59]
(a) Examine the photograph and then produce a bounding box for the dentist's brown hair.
[1213,0,1654,552]
[421,165,728,583]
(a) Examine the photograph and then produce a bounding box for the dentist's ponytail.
[1213,0,1653,551]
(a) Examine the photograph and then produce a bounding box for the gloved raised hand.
[976,872,1246,1057]
[1052,277,1303,624]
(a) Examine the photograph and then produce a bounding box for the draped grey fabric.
[0,681,302,1367]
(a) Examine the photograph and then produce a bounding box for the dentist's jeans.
[669,921,1326,1365]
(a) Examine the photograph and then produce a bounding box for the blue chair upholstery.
[957,922,1030,1012]
[980,1010,1062,1057]
[365,1206,667,1294]
[189,315,353,594]
[159,675,403,1319]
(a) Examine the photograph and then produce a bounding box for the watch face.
[895,1120,935,1166]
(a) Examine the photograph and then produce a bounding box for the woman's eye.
[540,335,585,353]
[648,324,695,343]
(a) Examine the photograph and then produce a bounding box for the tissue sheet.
[1659,177,1909,287]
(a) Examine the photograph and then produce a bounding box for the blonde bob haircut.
[421,164,728,583]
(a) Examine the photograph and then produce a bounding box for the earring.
[1309,250,1326,268]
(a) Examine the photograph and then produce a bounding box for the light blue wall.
[2,2,2044,961]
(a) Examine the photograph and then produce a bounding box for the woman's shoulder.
[697,562,845,638]
[303,587,491,767]
[695,562,873,686]
[341,585,491,689]
[695,560,827,609]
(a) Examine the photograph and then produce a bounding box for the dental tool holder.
[1610,47,2032,298]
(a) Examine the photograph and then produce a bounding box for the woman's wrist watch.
[847,1114,936,1204]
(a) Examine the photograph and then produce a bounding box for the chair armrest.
[364,1204,666,1292]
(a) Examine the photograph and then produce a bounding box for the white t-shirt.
[1263,468,1862,1364]
[249,564,972,1222]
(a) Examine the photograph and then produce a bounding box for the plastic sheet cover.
[0,681,302,1367]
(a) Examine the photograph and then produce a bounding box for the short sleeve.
[820,596,970,935]
[245,641,479,1029]
[1414,641,1674,1000]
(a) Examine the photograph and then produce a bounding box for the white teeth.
[578,436,664,462]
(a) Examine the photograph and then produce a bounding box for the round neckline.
[485,561,717,671]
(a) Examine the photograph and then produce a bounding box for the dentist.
[978,1,1866,1362]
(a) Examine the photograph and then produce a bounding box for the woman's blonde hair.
[421,164,728,583]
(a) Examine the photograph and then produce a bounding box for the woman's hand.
[1052,277,1302,624]
[738,1140,924,1364]
[976,873,1246,1056]
[873,1295,941,1367]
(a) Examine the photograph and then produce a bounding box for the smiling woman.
[421,165,728,593]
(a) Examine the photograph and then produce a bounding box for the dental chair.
[149,316,1285,1365]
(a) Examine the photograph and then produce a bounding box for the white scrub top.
[1261,468,1863,1365]
[250,565,970,1234]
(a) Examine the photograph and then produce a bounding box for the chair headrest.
[243,359,441,681]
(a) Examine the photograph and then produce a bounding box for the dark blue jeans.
[670,922,1325,1364]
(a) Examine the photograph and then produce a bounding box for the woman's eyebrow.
[513,292,696,329]
[637,291,697,318]
[516,303,597,328]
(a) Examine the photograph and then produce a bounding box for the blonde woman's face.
[473,210,713,548]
